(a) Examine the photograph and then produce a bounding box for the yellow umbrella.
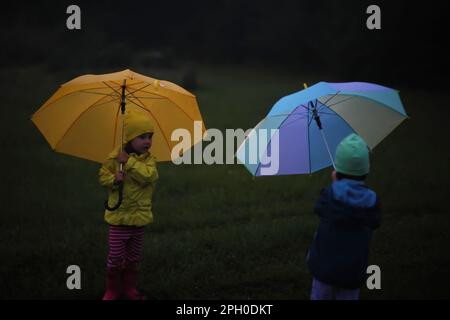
[31,69,205,163]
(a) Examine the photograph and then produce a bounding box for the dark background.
[2,0,449,89]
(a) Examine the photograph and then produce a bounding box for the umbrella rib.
[126,83,167,100]
[32,84,118,119]
[280,114,308,128]
[125,81,145,88]
[54,94,115,151]
[321,94,408,118]
[317,111,340,116]
[109,80,127,88]
[278,106,308,128]
[84,95,119,109]
[125,91,173,154]
[137,88,196,122]
[79,90,120,98]
[128,96,166,100]
[316,100,328,112]
[298,104,309,111]
[321,96,355,108]
[106,81,162,99]
[254,106,300,175]
[319,90,342,108]
[125,82,153,96]
[316,101,373,149]
[308,114,314,127]
[103,81,123,96]
[266,104,308,120]
[110,80,144,87]
[110,80,148,93]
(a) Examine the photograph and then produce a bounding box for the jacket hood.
[331,179,376,208]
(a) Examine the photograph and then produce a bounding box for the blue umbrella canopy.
[236,82,408,176]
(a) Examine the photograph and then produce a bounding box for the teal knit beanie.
[334,133,370,176]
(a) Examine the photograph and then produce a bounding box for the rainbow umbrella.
[236,82,408,176]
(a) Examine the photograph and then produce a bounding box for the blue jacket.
[307,179,381,289]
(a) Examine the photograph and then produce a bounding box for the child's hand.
[117,151,129,164]
[331,170,337,182]
[114,170,125,184]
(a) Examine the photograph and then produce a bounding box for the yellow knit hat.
[123,110,154,145]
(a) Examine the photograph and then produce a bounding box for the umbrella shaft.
[310,99,334,169]
[320,129,336,169]
[120,79,127,157]
[310,101,323,130]
[120,80,126,114]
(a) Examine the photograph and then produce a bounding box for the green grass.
[1,63,449,299]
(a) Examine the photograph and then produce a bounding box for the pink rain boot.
[102,267,122,300]
[122,263,146,300]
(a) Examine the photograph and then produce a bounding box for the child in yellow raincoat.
[99,110,158,300]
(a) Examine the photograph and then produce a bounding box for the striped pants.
[107,225,145,268]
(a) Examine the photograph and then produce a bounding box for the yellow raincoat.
[99,111,158,226]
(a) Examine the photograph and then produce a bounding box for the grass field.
[1,63,449,299]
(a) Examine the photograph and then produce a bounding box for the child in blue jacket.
[307,134,381,300]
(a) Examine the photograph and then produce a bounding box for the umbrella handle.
[104,182,124,211]
[106,80,127,212]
